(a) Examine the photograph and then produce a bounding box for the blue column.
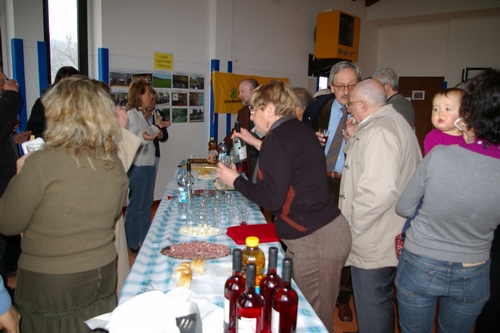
[210,59,220,142]
[98,48,109,84]
[226,61,233,136]
[11,38,27,131]
[36,41,49,95]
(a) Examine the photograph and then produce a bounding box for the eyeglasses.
[249,105,262,115]
[333,84,356,92]
[346,100,364,110]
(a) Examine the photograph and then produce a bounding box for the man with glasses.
[339,79,421,333]
[302,61,361,323]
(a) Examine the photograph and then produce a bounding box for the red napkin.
[226,224,279,245]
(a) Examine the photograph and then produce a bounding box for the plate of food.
[193,189,225,196]
[160,241,230,259]
[179,226,223,238]
[196,169,216,180]
[213,179,235,191]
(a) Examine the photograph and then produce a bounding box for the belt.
[327,171,342,179]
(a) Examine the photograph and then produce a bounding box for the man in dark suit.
[209,78,260,180]
[302,61,362,323]
[0,68,23,290]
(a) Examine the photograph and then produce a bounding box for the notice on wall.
[154,52,173,70]
[110,68,205,124]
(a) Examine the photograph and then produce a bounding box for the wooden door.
[398,77,444,154]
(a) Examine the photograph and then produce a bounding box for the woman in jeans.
[125,80,166,253]
[394,69,500,333]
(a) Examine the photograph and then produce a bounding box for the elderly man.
[372,68,415,127]
[339,79,421,333]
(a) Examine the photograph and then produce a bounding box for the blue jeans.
[395,248,490,333]
[125,165,155,249]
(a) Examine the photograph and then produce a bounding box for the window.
[44,0,87,84]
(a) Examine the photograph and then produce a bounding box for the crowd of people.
[216,65,500,333]
[0,60,498,333]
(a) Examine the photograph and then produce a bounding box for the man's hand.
[315,131,327,146]
[3,80,19,92]
[342,118,357,141]
[0,305,20,333]
[207,151,218,163]
[232,128,262,150]
[13,131,31,144]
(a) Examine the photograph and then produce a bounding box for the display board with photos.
[110,69,205,124]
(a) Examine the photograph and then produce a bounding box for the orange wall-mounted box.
[315,10,361,62]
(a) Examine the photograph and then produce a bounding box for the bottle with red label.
[224,249,246,333]
[271,258,298,333]
[237,263,264,333]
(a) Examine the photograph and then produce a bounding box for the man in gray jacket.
[339,79,421,333]
[372,68,414,127]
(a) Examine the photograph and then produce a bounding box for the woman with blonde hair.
[125,80,167,253]
[216,81,351,332]
[0,76,129,332]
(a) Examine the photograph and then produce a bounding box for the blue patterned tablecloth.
[119,168,328,333]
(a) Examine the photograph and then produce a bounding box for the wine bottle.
[232,121,248,173]
[224,249,246,333]
[237,263,264,333]
[271,258,298,333]
[185,161,194,200]
[259,247,282,333]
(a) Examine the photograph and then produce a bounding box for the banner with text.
[212,72,289,114]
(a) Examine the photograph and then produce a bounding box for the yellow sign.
[212,72,290,114]
[154,52,173,70]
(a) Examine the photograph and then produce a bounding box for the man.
[0,68,23,297]
[208,78,259,180]
[339,79,421,333]
[372,68,415,127]
[302,61,361,322]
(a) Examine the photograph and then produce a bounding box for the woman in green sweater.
[0,76,129,332]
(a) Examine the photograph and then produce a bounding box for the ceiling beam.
[366,0,380,7]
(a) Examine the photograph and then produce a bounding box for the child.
[423,88,466,155]
[397,88,466,258]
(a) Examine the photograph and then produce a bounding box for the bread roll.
[175,263,193,288]
[191,258,206,275]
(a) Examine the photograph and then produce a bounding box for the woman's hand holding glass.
[216,162,239,187]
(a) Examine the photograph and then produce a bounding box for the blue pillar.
[210,59,220,142]
[11,38,27,131]
[36,41,49,95]
[98,48,109,84]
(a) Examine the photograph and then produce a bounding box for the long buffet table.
[119,167,328,333]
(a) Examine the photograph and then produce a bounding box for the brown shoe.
[337,303,353,322]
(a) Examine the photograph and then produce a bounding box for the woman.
[394,69,500,333]
[125,80,166,253]
[216,80,351,333]
[0,76,129,332]
[26,66,80,138]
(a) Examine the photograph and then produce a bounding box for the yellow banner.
[212,72,290,114]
